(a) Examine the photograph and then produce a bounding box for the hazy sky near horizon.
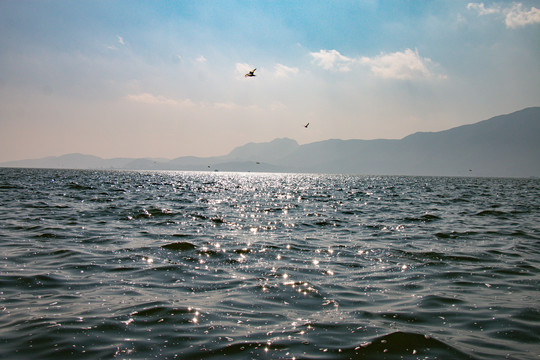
[1,1,539,162]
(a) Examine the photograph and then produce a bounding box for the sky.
[1,0,539,162]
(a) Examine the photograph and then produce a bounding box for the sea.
[0,167,539,359]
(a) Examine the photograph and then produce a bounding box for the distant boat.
[245,68,256,77]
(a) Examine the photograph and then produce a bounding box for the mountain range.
[2,107,539,177]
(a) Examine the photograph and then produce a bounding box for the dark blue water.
[1,168,539,359]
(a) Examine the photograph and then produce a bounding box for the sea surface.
[0,168,539,359]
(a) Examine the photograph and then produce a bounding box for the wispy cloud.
[310,49,354,72]
[235,62,298,79]
[195,55,207,63]
[125,93,193,106]
[235,63,257,78]
[107,35,126,50]
[212,102,260,111]
[125,92,267,112]
[310,48,445,80]
[467,2,540,28]
[274,63,299,78]
[212,102,238,110]
[235,62,252,72]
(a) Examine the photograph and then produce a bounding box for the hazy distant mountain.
[227,138,300,163]
[2,107,539,177]
[279,107,540,177]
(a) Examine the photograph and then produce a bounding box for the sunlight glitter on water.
[0,169,539,359]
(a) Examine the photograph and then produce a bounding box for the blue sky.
[1,0,539,161]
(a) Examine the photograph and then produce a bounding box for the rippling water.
[1,168,539,359]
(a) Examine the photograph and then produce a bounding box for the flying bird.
[304,122,310,128]
[245,68,256,77]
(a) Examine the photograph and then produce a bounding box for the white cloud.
[274,63,299,78]
[467,3,500,15]
[311,48,445,80]
[125,93,193,106]
[505,3,540,28]
[310,49,354,72]
[467,2,540,28]
[360,48,444,80]
[117,35,125,45]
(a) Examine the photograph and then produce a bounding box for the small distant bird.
[245,68,256,77]
[304,122,310,128]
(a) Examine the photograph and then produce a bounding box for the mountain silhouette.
[2,107,539,177]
